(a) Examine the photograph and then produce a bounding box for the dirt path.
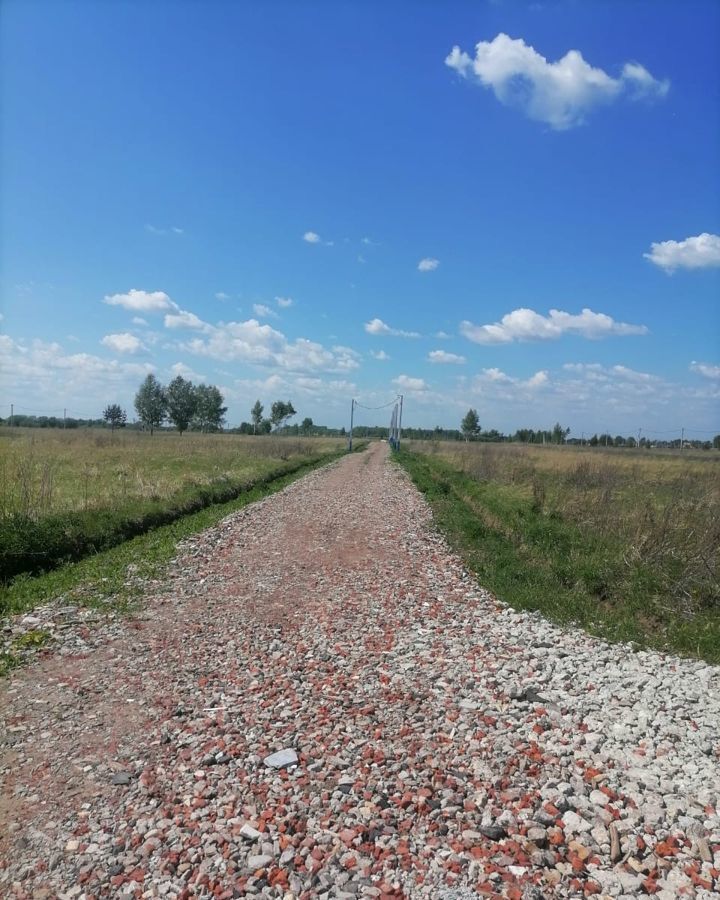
[1,443,718,899]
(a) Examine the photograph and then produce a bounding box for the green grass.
[397,448,720,663]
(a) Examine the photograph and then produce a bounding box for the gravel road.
[1,442,718,899]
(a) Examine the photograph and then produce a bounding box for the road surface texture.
[1,442,718,899]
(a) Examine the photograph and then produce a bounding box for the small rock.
[263,748,298,769]
[111,772,132,786]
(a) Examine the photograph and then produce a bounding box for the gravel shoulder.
[1,442,718,899]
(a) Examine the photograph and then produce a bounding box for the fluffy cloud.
[446,33,668,129]
[170,361,206,381]
[475,368,548,390]
[393,374,427,392]
[215,292,230,301]
[370,350,390,361]
[276,296,293,308]
[460,307,648,344]
[104,289,177,313]
[303,231,321,244]
[179,318,360,375]
[364,318,420,338]
[0,336,154,413]
[164,310,209,331]
[418,257,439,272]
[690,361,720,379]
[131,317,149,326]
[428,350,466,364]
[644,233,720,272]
[253,303,278,319]
[101,332,146,354]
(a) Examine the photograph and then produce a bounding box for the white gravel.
[1,442,718,899]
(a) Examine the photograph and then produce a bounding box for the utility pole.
[9,404,13,427]
[637,427,642,448]
[348,398,354,451]
[63,408,67,429]
[680,427,684,452]
[397,394,403,450]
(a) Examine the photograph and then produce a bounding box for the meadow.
[399,441,720,662]
[0,428,346,583]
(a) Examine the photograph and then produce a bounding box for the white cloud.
[476,367,548,389]
[179,318,361,375]
[435,331,451,339]
[303,231,322,244]
[418,257,440,272]
[164,309,210,331]
[460,307,648,344]
[0,336,154,414]
[276,296,293,308]
[370,350,390,361]
[170,361,206,381]
[253,303,278,319]
[364,318,420,338]
[446,33,669,129]
[104,289,177,313]
[428,350,466,364]
[131,316,149,326]
[644,233,720,272]
[361,236,378,246]
[215,292,230,301]
[393,374,428,392]
[690,361,720,379]
[101,332,146,354]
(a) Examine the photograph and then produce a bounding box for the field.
[0,428,345,517]
[399,441,720,662]
[0,428,347,585]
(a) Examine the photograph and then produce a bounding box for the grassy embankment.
[0,429,354,629]
[398,442,720,663]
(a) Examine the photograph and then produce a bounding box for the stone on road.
[1,442,718,898]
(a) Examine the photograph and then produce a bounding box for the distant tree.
[259,418,272,434]
[103,403,127,432]
[165,376,197,434]
[251,400,264,435]
[134,375,166,435]
[270,400,297,431]
[193,384,227,432]
[552,422,570,444]
[300,416,313,436]
[461,408,480,441]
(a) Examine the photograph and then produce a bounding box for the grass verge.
[397,449,720,664]
[0,446,365,674]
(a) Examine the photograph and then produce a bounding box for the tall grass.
[400,442,720,662]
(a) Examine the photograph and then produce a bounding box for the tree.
[300,417,313,436]
[552,422,570,444]
[103,403,127,432]
[461,408,480,441]
[165,376,197,434]
[270,400,296,431]
[193,384,227,432]
[134,374,166,435]
[251,400,264,435]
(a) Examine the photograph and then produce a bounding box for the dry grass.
[0,429,344,519]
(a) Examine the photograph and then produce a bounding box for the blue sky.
[1,0,719,437]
